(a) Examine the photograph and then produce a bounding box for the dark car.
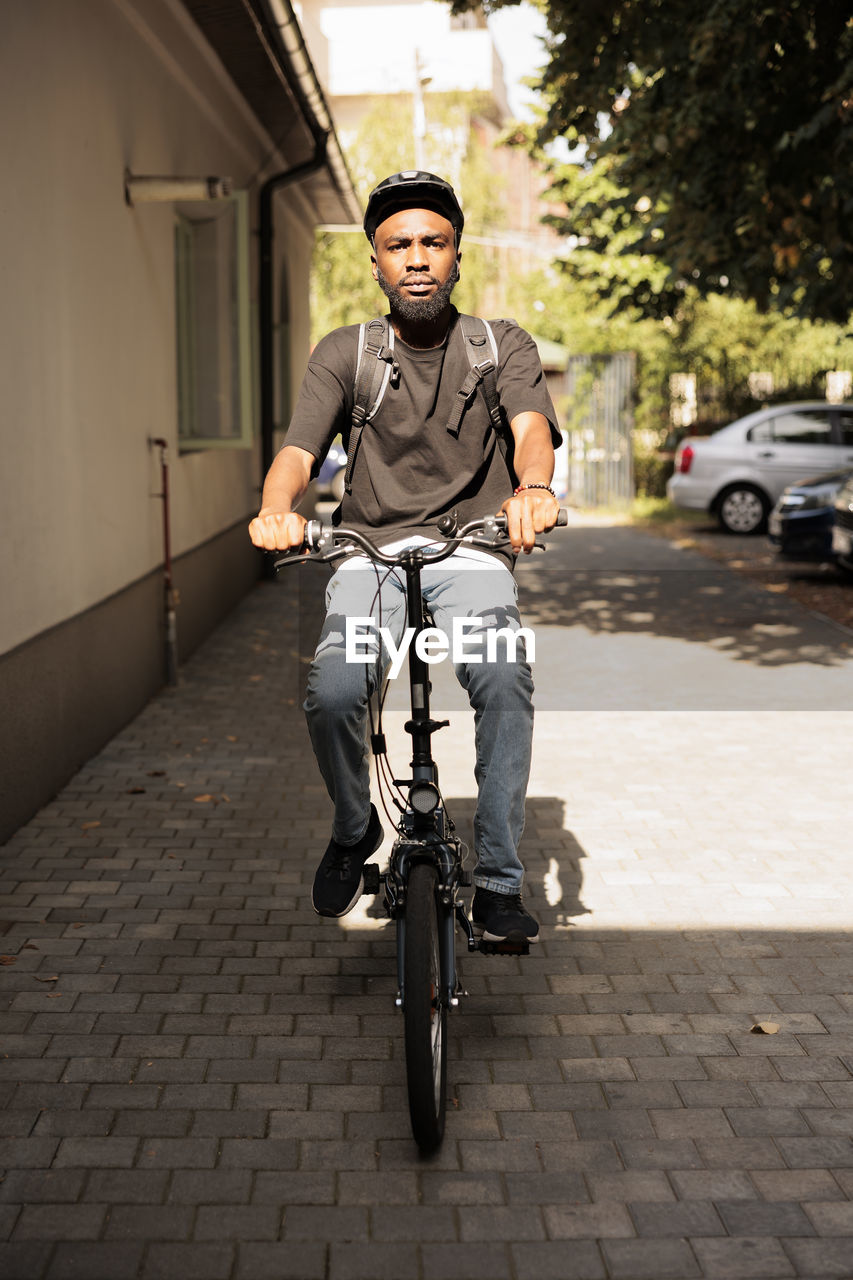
[832,472,853,572]
[768,469,853,561]
[315,439,347,503]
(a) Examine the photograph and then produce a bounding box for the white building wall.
[0,0,312,657]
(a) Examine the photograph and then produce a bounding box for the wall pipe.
[150,437,179,686]
[259,133,328,488]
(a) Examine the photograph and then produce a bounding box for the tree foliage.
[457,0,853,322]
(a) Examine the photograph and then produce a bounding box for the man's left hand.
[500,487,561,555]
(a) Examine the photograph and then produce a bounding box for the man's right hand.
[248,510,307,552]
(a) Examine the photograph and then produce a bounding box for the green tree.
[455,0,853,322]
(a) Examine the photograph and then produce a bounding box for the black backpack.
[342,313,515,494]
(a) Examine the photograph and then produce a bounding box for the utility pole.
[413,49,430,168]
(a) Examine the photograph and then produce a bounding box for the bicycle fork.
[385,842,467,1013]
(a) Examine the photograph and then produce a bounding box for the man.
[249,171,561,943]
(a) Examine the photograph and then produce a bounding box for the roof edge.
[258,0,361,223]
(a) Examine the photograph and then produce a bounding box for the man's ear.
[370,254,378,282]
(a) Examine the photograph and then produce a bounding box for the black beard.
[376,264,459,324]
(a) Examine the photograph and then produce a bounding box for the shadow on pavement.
[517,553,851,670]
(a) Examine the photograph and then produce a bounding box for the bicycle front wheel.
[404,862,448,1153]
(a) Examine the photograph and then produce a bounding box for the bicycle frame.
[375,542,468,1015]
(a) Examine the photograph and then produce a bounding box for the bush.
[633,437,673,498]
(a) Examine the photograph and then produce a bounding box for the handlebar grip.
[556,507,569,527]
[304,519,324,550]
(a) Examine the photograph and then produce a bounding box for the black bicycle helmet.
[363,171,464,244]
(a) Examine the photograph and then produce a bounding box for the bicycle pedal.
[361,865,381,895]
[477,938,530,957]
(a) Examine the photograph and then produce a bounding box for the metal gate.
[563,353,635,507]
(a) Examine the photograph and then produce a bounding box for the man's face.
[371,208,461,322]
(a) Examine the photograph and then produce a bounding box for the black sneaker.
[472,887,540,944]
[312,805,384,918]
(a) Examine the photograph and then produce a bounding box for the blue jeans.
[303,553,535,894]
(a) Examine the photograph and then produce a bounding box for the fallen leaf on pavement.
[81,821,101,830]
[0,956,16,966]
[193,794,216,804]
[750,1021,780,1035]
[34,975,59,983]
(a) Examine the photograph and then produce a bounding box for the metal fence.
[560,353,636,507]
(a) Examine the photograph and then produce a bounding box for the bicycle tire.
[404,862,448,1152]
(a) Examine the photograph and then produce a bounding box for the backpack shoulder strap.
[447,315,516,481]
[446,315,504,438]
[344,317,397,496]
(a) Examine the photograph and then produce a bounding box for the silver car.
[667,402,853,533]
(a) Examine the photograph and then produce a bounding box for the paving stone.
[328,1241,418,1279]
[802,1200,853,1234]
[45,1241,145,1280]
[751,1168,845,1201]
[142,1242,235,1279]
[690,1235,796,1278]
[510,1240,606,1279]
[235,1242,327,1279]
[629,1200,725,1238]
[194,1205,280,1240]
[0,1243,53,1280]
[52,1136,138,1168]
[11,1202,106,1243]
[105,1205,194,1239]
[504,1172,586,1204]
[716,1199,816,1236]
[544,1201,635,1239]
[167,1170,252,1204]
[83,1170,169,1203]
[670,1169,758,1200]
[587,1170,675,1202]
[782,1238,853,1277]
[421,1241,511,1279]
[33,1110,114,1138]
[538,1140,623,1173]
[601,1237,701,1278]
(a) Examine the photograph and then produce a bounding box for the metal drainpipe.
[259,132,328,490]
[149,437,179,686]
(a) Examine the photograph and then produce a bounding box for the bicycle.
[275,508,567,1152]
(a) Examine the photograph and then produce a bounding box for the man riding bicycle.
[248,171,561,944]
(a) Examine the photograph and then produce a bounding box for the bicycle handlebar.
[273,508,569,572]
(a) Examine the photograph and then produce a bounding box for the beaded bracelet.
[513,482,557,498]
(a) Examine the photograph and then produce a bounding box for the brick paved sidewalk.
[2,535,853,1279]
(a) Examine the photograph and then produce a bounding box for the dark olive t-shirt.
[284,308,560,548]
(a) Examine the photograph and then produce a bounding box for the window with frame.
[768,409,833,445]
[174,191,253,448]
[749,410,833,446]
